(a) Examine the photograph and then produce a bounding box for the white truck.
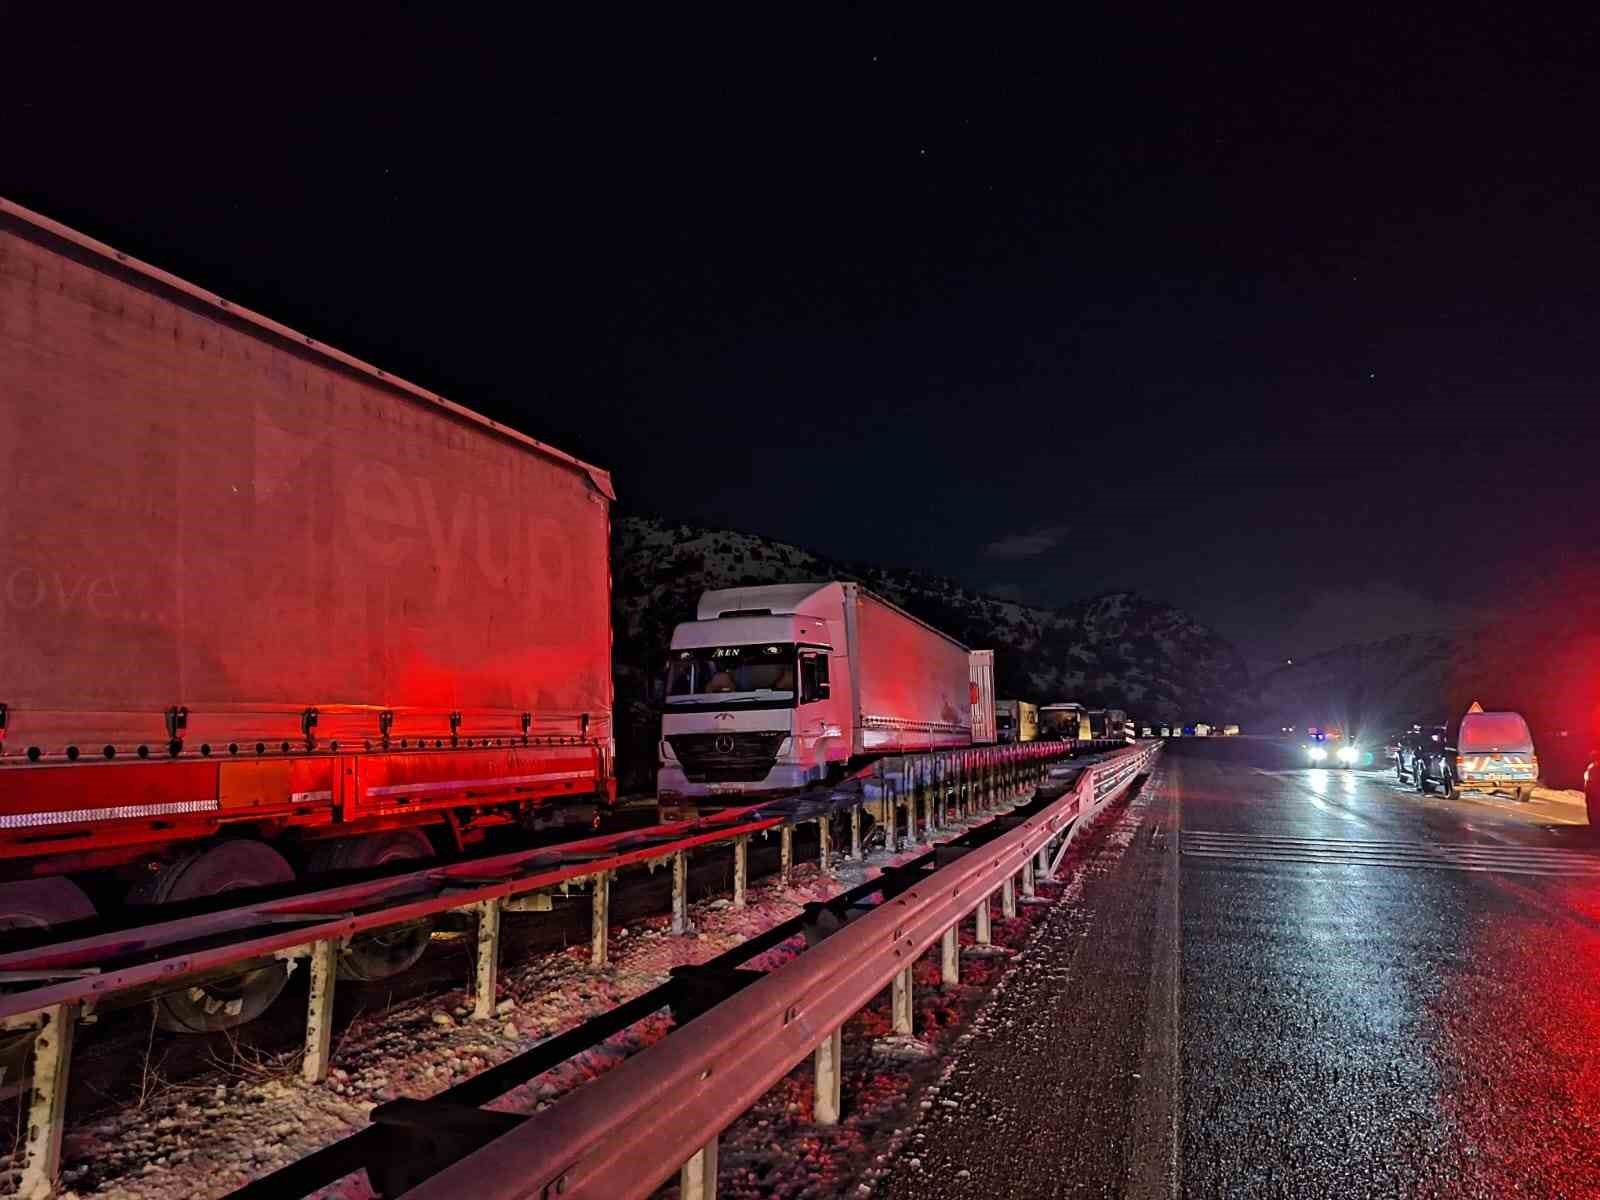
[657,582,978,804]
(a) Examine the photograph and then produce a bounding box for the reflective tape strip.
[290,790,335,803]
[0,798,220,829]
[366,770,593,798]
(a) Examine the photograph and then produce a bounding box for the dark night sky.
[6,5,1598,668]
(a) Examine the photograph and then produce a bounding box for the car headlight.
[1307,746,1327,762]
[1337,746,1358,763]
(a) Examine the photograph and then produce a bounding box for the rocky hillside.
[610,515,1250,787]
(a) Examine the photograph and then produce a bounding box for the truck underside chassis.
[0,791,602,1032]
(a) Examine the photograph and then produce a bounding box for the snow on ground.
[646,785,1149,1200]
[9,832,942,1200]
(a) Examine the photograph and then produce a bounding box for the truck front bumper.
[657,761,820,807]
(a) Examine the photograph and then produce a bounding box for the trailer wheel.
[0,877,96,931]
[307,830,435,981]
[0,880,98,1094]
[131,841,295,1033]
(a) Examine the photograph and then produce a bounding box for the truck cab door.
[797,651,841,763]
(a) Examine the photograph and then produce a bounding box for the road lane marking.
[1181,830,1600,877]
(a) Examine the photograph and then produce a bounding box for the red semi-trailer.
[0,198,615,1028]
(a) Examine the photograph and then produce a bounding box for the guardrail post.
[472,898,501,1020]
[1036,842,1053,882]
[733,835,749,907]
[17,1003,75,1200]
[892,965,914,1035]
[923,757,934,838]
[681,1134,719,1200]
[1021,856,1036,898]
[813,1025,843,1125]
[302,938,339,1083]
[780,825,794,884]
[941,926,959,986]
[818,815,832,874]
[672,849,693,934]
[850,805,862,861]
[1001,876,1018,919]
[590,870,611,968]
[975,894,992,945]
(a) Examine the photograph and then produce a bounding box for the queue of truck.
[1,198,1160,1036]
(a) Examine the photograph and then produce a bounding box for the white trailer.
[657,582,973,801]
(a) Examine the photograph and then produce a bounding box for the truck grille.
[668,732,786,783]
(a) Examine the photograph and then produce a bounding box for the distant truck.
[1040,702,1089,740]
[995,700,1039,744]
[0,197,616,1030]
[657,582,976,803]
[969,650,997,746]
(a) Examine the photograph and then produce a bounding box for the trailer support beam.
[850,805,862,861]
[818,816,832,875]
[780,825,794,885]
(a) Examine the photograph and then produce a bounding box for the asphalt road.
[884,737,1600,1199]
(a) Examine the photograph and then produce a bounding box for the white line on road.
[1181,830,1600,877]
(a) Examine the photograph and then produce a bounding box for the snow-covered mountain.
[610,515,1249,786]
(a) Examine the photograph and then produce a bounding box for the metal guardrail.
[402,741,1161,1200]
[0,739,1085,1199]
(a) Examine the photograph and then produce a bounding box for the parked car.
[1397,706,1539,802]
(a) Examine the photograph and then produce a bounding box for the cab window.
[800,652,831,703]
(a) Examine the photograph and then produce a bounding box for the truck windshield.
[665,643,797,703]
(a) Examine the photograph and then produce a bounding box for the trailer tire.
[0,877,97,931]
[0,879,98,1093]
[131,841,295,1033]
[307,830,435,981]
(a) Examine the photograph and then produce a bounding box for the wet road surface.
[883,737,1600,1198]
